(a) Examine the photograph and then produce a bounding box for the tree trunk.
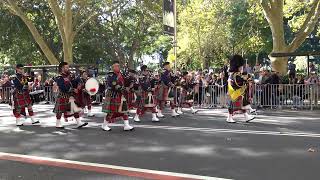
[5,0,59,65]
[269,18,288,74]
[63,40,73,64]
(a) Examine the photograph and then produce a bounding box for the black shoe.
[77,122,88,129]
[32,121,40,125]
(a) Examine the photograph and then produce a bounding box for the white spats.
[87,110,94,117]
[171,109,180,117]
[123,120,134,131]
[157,110,165,118]
[191,107,198,114]
[76,118,88,128]
[31,116,40,124]
[16,118,24,126]
[101,120,111,131]
[244,113,255,122]
[152,113,160,122]
[134,114,141,122]
[226,114,236,123]
[177,107,183,115]
[56,119,64,128]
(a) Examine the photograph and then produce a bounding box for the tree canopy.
[0,0,319,72]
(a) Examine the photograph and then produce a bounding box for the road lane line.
[0,152,231,180]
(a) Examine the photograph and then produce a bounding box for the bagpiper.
[12,64,39,126]
[124,69,138,110]
[73,70,94,117]
[227,55,255,123]
[101,61,134,131]
[157,62,180,117]
[177,71,198,114]
[134,65,159,122]
[53,62,88,129]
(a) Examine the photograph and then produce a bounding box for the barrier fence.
[1,84,319,110]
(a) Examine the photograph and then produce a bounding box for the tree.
[260,0,320,74]
[1,0,119,64]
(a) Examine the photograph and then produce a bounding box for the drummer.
[133,65,159,122]
[53,62,88,129]
[74,70,94,117]
[12,64,40,126]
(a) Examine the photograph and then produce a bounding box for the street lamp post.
[173,0,177,73]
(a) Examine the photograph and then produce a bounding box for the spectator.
[253,62,261,79]
[245,64,252,74]
[309,62,317,73]
[292,74,305,109]
[306,71,319,106]
[215,72,227,107]
[288,61,296,84]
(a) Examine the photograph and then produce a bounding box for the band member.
[101,61,134,131]
[53,62,88,129]
[134,65,159,122]
[227,55,255,123]
[12,64,39,126]
[124,69,138,110]
[151,71,161,114]
[74,70,94,117]
[177,72,198,114]
[157,62,180,117]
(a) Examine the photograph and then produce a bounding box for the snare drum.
[29,90,45,104]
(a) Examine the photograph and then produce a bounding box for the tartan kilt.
[157,85,169,101]
[53,93,71,114]
[74,91,92,108]
[83,92,92,107]
[102,91,128,114]
[125,91,136,109]
[136,91,156,109]
[153,87,160,104]
[227,95,243,111]
[14,91,32,110]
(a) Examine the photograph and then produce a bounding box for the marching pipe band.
[9,55,256,129]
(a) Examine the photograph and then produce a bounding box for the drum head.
[85,78,99,96]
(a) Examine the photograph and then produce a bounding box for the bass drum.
[85,78,100,96]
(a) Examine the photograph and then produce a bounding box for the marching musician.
[12,64,39,126]
[226,55,255,123]
[53,62,88,129]
[74,70,94,117]
[124,69,138,110]
[151,71,161,115]
[101,61,134,131]
[133,65,159,122]
[178,71,198,114]
[157,62,180,117]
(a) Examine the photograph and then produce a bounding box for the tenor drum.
[85,78,99,96]
[29,90,45,104]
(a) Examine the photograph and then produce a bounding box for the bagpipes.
[167,73,181,101]
[228,72,251,102]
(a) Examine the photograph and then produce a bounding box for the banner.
[163,0,175,36]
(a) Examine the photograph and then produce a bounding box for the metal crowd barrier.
[0,86,104,105]
[1,84,319,110]
[192,84,320,110]
[0,86,12,104]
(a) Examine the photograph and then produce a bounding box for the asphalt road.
[0,104,319,180]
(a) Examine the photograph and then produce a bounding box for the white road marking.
[0,152,231,180]
[108,124,320,138]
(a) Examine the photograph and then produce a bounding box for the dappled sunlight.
[227,147,270,157]
[128,146,171,153]
[175,145,217,157]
